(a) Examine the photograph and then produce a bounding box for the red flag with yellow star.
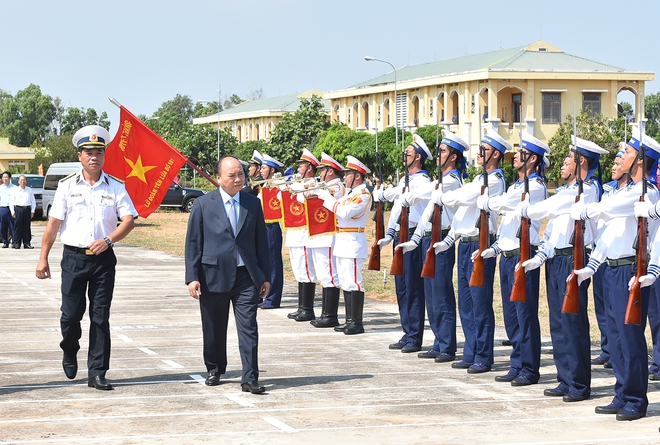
[105,106,188,218]
[305,196,336,237]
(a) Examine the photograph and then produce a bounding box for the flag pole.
[107,97,219,188]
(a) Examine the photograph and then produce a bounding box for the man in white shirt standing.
[9,174,36,249]
[0,171,16,248]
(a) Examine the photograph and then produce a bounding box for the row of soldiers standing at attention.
[242,126,660,422]
[246,149,372,335]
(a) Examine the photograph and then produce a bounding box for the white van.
[42,162,81,219]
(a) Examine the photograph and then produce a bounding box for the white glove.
[476,188,489,211]
[515,194,530,218]
[314,188,332,201]
[431,186,443,206]
[396,240,419,253]
[377,236,393,248]
[521,255,544,273]
[569,195,587,221]
[572,266,595,286]
[634,197,654,218]
[401,190,420,208]
[434,240,451,254]
[481,247,497,259]
[372,184,384,202]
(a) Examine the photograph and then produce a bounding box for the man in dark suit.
[185,155,271,394]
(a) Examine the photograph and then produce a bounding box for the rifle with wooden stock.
[470,138,490,287]
[626,126,648,325]
[510,149,530,303]
[390,150,410,276]
[421,142,443,279]
[563,114,584,314]
[368,129,384,271]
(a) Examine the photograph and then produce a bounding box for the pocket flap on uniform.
[201,255,217,265]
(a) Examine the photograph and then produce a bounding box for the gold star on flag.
[125,155,157,183]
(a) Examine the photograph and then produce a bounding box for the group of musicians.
[243,127,660,421]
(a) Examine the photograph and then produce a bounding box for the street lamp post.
[364,56,398,147]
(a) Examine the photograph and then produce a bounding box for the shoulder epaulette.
[584,178,594,186]
[534,177,545,185]
[107,174,125,184]
[449,172,459,181]
[59,172,76,183]
[421,173,430,179]
[494,172,503,180]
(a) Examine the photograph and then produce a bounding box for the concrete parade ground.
[2,225,660,444]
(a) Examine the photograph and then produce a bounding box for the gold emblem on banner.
[314,208,328,223]
[290,201,304,216]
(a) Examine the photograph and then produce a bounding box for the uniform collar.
[75,169,110,185]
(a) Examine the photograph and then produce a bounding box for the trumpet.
[286,181,329,195]
[249,173,303,188]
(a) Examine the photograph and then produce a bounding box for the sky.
[3,0,659,137]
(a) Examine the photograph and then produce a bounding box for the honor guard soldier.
[0,171,16,248]
[375,134,432,353]
[572,131,660,420]
[477,133,549,386]
[307,153,345,327]
[285,149,320,321]
[434,130,507,370]
[244,150,264,196]
[396,130,466,361]
[257,154,285,309]
[591,147,626,369]
[35,125,137,390]
[518,136,607,402]
[315,156,372,334]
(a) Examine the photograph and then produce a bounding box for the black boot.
[344,290,364,335]
[334,290,352,332]
[295,282,316,321]
[311,287,340,327]
[287,282,304,319]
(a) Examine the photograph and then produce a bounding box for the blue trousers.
[604,264,649,414]
[421,235,456,356]
[545,255,591,397]
[592,263,610,361]
[60,247,116,377]
[393,235,425,348]
[457,240,496,365]
[500,254,541,382]
[648,280,660,374]
[262,223,283,307]
[0,206,14,245]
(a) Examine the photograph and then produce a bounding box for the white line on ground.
[262,416,297,432]
[223,393,254,407]
[161,359,184,368]
[189,374,206,385]
[116,334,133,343]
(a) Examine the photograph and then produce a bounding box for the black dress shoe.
[2,244,8,248]
[603,361,612,369]
[543,386,567,397]
[24,245,34,249]
[241,380,266,394]
[563,393,589,402]
[389,341,405,350]
[511,375,536,387]
[205,372,221,386]
[451,360,473,369]
[501,339,512,346]
[495,369,518,382]
[88,375,113,390]
[401,345,421,353]
[62,353,78,380]
[595,403,622,414]
[616,410,646,421]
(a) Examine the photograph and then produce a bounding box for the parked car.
[11,173,44,219]
[160,183,206,212]
[42,162,82,220]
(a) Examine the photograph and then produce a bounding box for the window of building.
[429,100,434,117]
[542,93,561,124]
[583,93,601,117]
[512,93,522,123]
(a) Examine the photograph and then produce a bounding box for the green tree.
[31,134,80,173]
[151,94,195,139]
[168,124,237,178]
[269,95,330,166]
[646,92,660,138]
[60,107,110,134]
[235,140,270,166]
[547,109,627,184]
[0,84,56,146]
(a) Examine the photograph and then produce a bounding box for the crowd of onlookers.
[0,171,36,249]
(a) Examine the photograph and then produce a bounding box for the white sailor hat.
[296,148,320,167]
[72,125,110,151]
[409,134,432,160]
[344,155,371,176]
[521,133,550,157]
[628,133,660,162]
[261,154,284,170]
[319,152,343,171]
[571,135,608,160]
[249,150,263,165]
[482,128,512,153]
[440,129,470,152]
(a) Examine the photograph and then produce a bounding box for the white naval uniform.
[323,183,372,291]
[306,178,344,288]
[410,171,462,243]
[383,171,431,236]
